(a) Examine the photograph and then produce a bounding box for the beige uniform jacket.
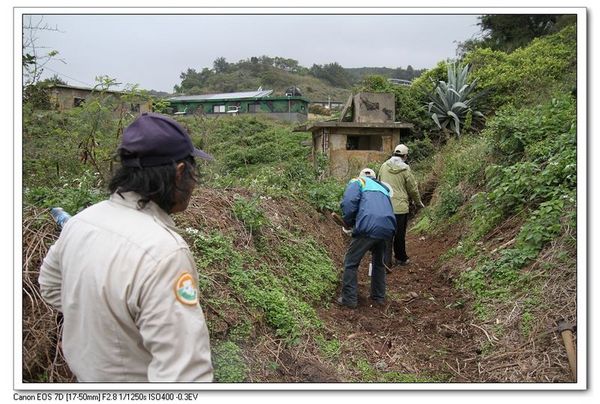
[39,192,213,382]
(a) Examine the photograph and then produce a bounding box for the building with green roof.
[168,89,309,122]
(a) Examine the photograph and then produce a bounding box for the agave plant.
[428,63,485,136]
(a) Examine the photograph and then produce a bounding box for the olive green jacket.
[378,156,422,214]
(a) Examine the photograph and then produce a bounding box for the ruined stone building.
[296,92,414,179]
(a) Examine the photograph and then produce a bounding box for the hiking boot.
[336,296,357,309]
[369,297,385,306]
[396,259,410,266]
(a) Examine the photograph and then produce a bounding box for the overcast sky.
[26,13,482,93]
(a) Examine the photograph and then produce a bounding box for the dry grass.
[461,223,577,383]
[22,205,74,382]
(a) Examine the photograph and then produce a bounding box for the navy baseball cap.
[119,112,213,167]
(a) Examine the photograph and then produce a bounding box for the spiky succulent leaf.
[447,110,462,135]
[427,62,485,136]
[431,113,442,129]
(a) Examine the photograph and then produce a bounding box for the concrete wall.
[329,150,389,180]
[49,88,151,113]
[353,93,395,123]
[260,112,307,123]
[50,88,93,110]
[323,131,400,179]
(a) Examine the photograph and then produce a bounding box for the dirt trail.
[310,230,481,382]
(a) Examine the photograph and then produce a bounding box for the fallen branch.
[470,323,498,344]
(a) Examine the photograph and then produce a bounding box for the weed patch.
[212,340,248,382]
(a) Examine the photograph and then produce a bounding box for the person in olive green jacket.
[378,144,424,266]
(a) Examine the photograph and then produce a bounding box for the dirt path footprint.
[315,231,480,382]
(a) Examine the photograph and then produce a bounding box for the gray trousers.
[341,236,387,305]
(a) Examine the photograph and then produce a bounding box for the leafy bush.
[436,186,465,219]
[24,170,106,214]
[404,137,435,164]
[212,340,248,382]
[278,238,338,303]
[471,94,576,236]
[455,93,576,314]
[485,96,576,164]
[465,25,576,110]
[231,195,268,234]
[417,135,491,226]
[308,104,332,115]
[305,179,345,212]
[185,229,336,342]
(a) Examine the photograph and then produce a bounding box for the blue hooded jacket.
[340,176,396,240]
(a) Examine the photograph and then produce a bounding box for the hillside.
[173,56,423,102]
[345,66,425,82]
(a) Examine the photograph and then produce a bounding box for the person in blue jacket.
[337,168,396,308]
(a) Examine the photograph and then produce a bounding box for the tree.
[213,57,230,74]
[309,62,353,88]
[41,74,67,85]
[479,14,577,53]
[273,57,300,73]
[355,75,394,93]
[22,17,66,109]
[175,67,213,93]
[22,16,64,86]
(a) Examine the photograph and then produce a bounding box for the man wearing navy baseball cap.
[39,113,214,382]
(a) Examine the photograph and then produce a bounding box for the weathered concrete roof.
[46,83,124,95]
[168,90,274,102]
[295,121,414,132]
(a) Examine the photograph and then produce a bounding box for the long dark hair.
[108,156,197,213]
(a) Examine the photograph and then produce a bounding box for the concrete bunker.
[296,92,414,179]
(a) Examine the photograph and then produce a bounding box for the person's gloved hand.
[342,227,353,236]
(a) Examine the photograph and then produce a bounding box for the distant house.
[387,78,412,86]
[310,100,345,110]
[296,92,414,179]
[168,89,309,123]
[46,84,152,113]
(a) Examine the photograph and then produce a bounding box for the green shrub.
[472,94,576,235]
[455,93,576,314]
[465,25,576,110]
[436,186,465,219]
[24,170,106,214]
[231,194,268,233]
[404,137,435,164]
[212,340,248,382]
[416,135,490,226]
[278,238,338,303]
[305,179,345,212]
[184,229,335,342]
[315,335,341,360]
